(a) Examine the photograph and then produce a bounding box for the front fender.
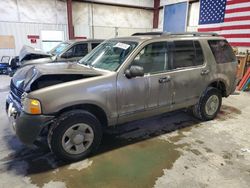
[28,73,118,124]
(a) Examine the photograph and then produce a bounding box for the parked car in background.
[8,39,103,76]
[0,56,11,74]
[0,62,9,74]
[19,45,52,62]
[6,32,237,162]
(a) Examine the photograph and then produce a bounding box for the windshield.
[79,40,138,71]
[50,42,70,55]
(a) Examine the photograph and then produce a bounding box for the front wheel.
[192,87,222,121]
[48,110,102,162]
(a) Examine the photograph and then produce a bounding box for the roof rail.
[132,32,219,37]
[132,32,163,36]
[169,32,219,36]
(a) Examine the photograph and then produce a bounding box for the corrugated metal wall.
[0,0,155,58]
[0,22,67,57]
[187,2,200,32]
[72,2,153,39]
[0,0,67,58]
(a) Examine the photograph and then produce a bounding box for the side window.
[65,47,73,56]
[194,41,204,66]
[171,40,204,69]
[73,44,88,57]
[208,40,236,64]
[91,43,100,50]
[131,42,168,74]
[172,40,196,69]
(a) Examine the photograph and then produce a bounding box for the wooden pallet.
[236,54,248,80]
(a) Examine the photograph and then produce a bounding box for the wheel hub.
[205,95,219,116]
[72,133,85,145]
[62,123,94,155]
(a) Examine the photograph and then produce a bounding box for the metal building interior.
[0,0,250,188]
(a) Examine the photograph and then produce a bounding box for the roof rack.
[131,32,163,36]
[132,32,219,37]
[169,32,219,36]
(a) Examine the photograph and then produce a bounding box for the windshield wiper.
[80,61,88,66]
[87,63,93,68]
[48,51,55,56]
[79,61,93,68]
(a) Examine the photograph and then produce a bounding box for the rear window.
[208,40,236,64]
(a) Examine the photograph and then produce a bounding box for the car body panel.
[19,45,52,62]
[12,63,103,91]
[28,70,118,125]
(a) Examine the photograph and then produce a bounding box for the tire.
[48,110,102,162]
[192,87,222,121]
[9,71,14,77]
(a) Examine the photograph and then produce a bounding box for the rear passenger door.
[168,40,209,107]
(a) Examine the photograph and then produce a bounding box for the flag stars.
[199,0,226,24]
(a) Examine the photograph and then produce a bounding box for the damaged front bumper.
[6,94,55,145]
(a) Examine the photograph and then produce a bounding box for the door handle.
[159,76,171,83]
[201,69,210,75]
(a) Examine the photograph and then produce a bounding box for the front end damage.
[6,62,102,145]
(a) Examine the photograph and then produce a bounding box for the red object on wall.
[27,35,39,39]
[27,35,39,44]
[73,36,87,39]
[30,38,37,43]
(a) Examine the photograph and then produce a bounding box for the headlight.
[22,98,42,115]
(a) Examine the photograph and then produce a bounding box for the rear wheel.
[192,87,222,121]
[48,110,102,162]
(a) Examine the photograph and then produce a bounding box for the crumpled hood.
[21,57,54,66]
[12,62,103,91]
[19,45,52,62]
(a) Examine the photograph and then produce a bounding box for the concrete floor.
[0,75,249,188]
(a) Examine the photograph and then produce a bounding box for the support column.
[66,0,74,39]
[153,0,160,29]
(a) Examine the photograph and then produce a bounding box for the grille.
[10,81,24,102]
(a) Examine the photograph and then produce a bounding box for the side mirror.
[61,51,73,59]
[125,65,144,79]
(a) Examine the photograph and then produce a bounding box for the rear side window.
[91,43,100,50]
[208,40,236,64]
[194,41,204,66]
[74,44,88,57]
[172,40,204,69]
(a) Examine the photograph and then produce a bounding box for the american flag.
[198,0,250,47]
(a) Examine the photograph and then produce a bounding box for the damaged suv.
[6,32,237,161]
[8,39,103,76]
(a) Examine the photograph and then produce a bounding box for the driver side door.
[117,41,172,124]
